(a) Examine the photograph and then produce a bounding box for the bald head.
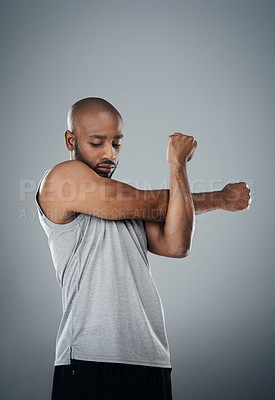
[67,97,123,134]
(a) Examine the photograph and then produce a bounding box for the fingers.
[236,182,253,210]
[169,132,195,139]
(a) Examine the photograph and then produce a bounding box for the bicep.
[145,221,167,256]
[145,220,188,258]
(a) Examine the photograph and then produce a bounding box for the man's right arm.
[39,160,169,222]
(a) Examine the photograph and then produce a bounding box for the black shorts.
[51,359,173,400]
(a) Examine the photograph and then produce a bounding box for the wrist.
[214,190,226,209]
[168,160,187,169]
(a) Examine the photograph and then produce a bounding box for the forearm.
[135,189,223,219]
[161,163,195,256]
[191,191,224,215]
[116,187,223,221]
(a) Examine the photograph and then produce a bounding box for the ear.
[65,130,76,151]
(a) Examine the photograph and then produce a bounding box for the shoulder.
[38,160,96,224]
[45,160,92,179]
[41,160,99,190]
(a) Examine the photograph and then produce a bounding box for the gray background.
[0,0,274,399]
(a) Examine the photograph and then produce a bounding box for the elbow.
[181,246,191,258]
[163,228,195,258]
[174,247,191,258]
[169,243,191,258]
[176,227,195,258]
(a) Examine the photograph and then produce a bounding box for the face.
[66,111,124,178]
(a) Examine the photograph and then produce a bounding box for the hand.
[220,182,252,212]
[167,133,197,164]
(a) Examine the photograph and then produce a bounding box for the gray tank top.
[35,169,171,367]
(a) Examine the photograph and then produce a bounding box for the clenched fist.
[167,133,197,164]
[221,182,252,212]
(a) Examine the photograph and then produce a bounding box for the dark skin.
[68,108,250,211]
[67,110,123,179]
[38,98,252,257]
[66,105,251,215]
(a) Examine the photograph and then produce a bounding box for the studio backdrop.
[0,0,274,399]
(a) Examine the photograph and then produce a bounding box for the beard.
[74,137,87,164]
[74,137,118,178]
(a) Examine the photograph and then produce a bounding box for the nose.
[103,143,116,161]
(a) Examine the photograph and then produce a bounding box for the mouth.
[97,165,115,174]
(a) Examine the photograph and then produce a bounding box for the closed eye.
[89,142,121,148]
[90,143,102,147]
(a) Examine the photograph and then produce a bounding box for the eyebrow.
[88,134,124,139]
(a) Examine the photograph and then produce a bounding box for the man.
[35,97,251,400]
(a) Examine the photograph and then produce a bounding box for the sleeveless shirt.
[35,169,171,368]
